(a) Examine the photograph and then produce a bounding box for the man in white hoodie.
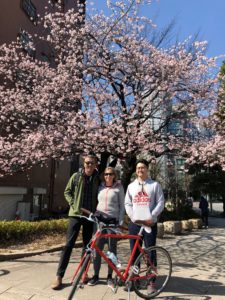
[125,159,165,292]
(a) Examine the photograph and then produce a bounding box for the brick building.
[0,0,83,220]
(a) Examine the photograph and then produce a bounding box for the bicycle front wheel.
[133,246,172,299]
[67,253,91,300]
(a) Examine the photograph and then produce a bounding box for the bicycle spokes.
[133,246,172,299]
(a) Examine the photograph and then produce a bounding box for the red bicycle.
[68,208,172,300]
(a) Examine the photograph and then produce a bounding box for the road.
[193,201,223,214]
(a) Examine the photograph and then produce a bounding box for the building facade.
[0,0,82,220]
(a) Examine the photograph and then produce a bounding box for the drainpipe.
[48,158,56,213]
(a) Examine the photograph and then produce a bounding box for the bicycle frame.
[71,227,157,285]
[68,210,172,300]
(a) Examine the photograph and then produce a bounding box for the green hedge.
[0,219,68,243]
[0,207,201,244]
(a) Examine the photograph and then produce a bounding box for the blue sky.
[88,0,225,67]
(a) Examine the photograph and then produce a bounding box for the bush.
[159,207,200,223]
[0,219,68,244]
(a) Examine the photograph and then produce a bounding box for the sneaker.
[51,276,62,290]
[147,282,156,294]
[88,275,99,286]
[107,275,114,287]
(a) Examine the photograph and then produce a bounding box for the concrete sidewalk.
[0,217,225,300]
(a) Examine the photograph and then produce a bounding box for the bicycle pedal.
[118,280,123,287]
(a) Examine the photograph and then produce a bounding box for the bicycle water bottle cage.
[94,210,117,225]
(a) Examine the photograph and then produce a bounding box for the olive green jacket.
[64,170,100,217]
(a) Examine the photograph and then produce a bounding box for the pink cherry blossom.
[0,0,222,181]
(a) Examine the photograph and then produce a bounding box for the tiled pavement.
[0,217,225,300]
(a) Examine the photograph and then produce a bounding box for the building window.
[18,28,36,58]
[167,121,183,137]
[21,0,38,24]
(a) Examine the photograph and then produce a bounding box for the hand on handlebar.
[135,219,154,226]
[79,208,95,222]
[80,208,92,216]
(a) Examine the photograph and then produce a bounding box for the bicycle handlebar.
[80,208,128,231]
[81,208,152,233]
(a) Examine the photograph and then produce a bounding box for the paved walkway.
[0,217,225,300]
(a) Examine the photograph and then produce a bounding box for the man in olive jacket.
[51,154,99,290]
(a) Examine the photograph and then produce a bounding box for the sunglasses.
[104,173,114,176]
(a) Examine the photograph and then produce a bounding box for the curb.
[0,241,83,261]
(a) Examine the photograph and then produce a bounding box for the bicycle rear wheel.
[133,246,172,299]
[67,253,91,300]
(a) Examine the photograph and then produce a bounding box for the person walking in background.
[199,196,209,228]
[51,154,100,290]
[125,159,165,294]
[186,194,194,208]
[88,167,125,287]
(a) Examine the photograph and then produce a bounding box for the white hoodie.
[125,178,164,224]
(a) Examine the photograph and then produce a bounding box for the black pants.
[128,222,157,265]
[201,212,208,227]
[56,217,94,278]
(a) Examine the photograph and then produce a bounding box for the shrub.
[159,207,200,223]
[0,219,68,244]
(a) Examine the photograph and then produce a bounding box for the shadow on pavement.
[165,275,225,296]
[157,296,212,300]
[0,269,10,277]
[173,262,197,268]
[58,282,72,290]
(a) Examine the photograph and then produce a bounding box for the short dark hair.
[83,152,98,163]
[136,159,149,168]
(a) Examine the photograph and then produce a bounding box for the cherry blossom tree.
[186,60,225,171]
[0,0,219,187]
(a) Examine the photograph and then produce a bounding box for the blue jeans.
[128,222,157,265]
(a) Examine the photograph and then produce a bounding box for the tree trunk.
[121,155,137,192]
[98,152,111,175]
[222,197,225,215]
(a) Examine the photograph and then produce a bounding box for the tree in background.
[188,163,225,215]
[0,0,219,189]
[186,60,225,171]
[216,61,225,127]
[187,62,225,216]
